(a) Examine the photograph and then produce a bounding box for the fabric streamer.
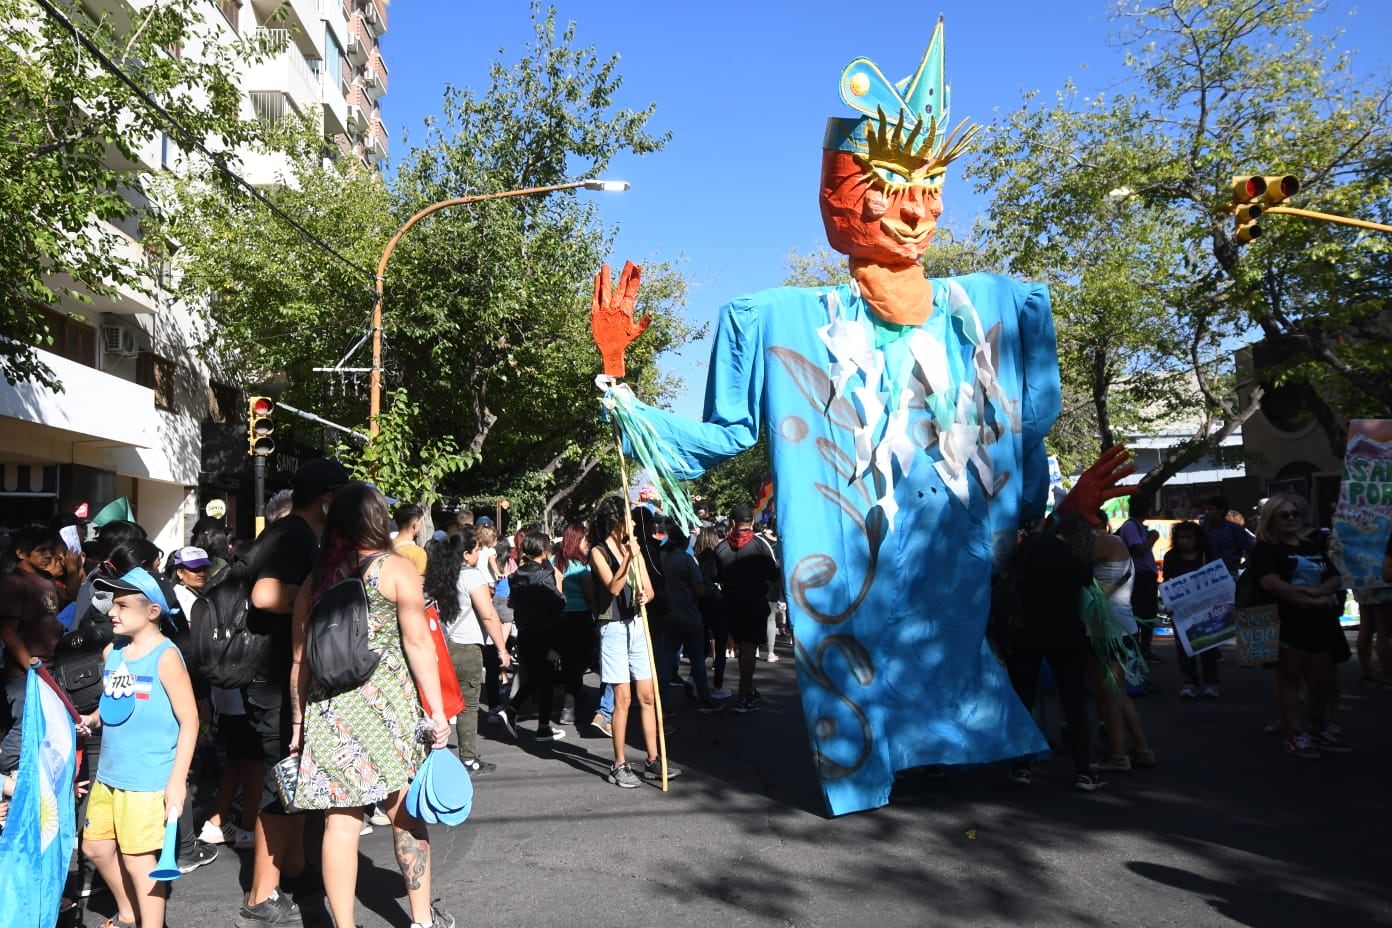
[596,375,701,534]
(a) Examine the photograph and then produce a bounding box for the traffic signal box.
[247,395,275,456]
[1229,175,1300,245]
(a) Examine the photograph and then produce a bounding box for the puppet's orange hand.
[1056,444,1134,526]
[591,261,650,378]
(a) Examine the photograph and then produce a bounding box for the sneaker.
[765,653,781,663]
[1263,720,1283,735]
[709,688,732,700]
[198,819,226,844]
[497,706,517,739]
[642,758,683,780]
[1325,720,1345,736]
[368,805,392,826]
[460,757,497,776]
[683,677,697,700]
[695,699,726,714]
[1179,684,1197,700]
[1283,731,1320,760]
[1073,769,1107,792]
[591,714,613,737]
[1309,729,1352,753]
[236,888,303,927]
[177,841,218,873]
[733,697,761,714]
[607,763,642,788]
[535,725,566,742]
[1128,749,1158,768]
[360,820,374,836]
[1200,685,1220,699]
[98,919,136,928]
[409,901,456,928]
[558,707,576,726]
[224,822,255,850]
[1097,754,1132,772]
[1009,767,1032,786]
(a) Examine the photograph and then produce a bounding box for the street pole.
[370,179,629,437]
[1261,205,1392,235]
[253,454,267,538]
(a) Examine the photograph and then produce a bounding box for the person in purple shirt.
[1117,496,1160,662]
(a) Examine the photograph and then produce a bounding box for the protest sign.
[1160,560,1237,657]
[1234,605,1280,667]
[1329,419,1392,591]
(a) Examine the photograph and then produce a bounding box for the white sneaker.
[709,689,732,700]
[222,822,255,850]
[197,820,225,845]
[360,820,374,836]
[1180,684,1197,699]
[369,805,392,826]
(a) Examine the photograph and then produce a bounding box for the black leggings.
[1005,634,1094,775]
[556,612,594,707]
[511,619,560,727]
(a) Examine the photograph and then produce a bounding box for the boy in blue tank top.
[79,567,198,928]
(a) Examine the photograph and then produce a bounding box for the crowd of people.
[2,464,1388,926]
[0,462,788,928]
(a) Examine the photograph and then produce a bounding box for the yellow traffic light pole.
[1261,205,1392,235]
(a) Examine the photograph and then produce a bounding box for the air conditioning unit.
[101,325,138,356]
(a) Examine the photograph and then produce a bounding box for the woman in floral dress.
[289,482,453,928]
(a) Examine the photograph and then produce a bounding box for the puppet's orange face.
[819,149,943,267]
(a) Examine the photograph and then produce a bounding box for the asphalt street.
[78,631,1391,928]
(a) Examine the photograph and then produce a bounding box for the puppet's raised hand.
[1056,444,1134,526]
[591,261,650,379]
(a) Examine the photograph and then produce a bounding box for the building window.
[219,0,240,31]
[207,382,239,424]
[39,309,97,368]
[325,30,343,88]
[137,351,177,411]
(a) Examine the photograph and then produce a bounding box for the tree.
[383,3,701,520]
[0,0,262,388]
[968,0,1392,491]
[693,434,769,516]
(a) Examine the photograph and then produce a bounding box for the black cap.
[293,458,349,498]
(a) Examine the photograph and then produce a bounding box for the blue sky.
[383,1,1392,416]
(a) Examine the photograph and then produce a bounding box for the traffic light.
[247,395,275,456]
[1262,174,1300,206]
[1230,175,1265,244]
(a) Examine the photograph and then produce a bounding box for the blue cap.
[92,566,171,615]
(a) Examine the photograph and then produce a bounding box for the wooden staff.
[609,423,669,790]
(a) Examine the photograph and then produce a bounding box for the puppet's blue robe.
[627,274,1060,815]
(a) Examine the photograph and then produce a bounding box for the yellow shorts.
[84,781,165,855]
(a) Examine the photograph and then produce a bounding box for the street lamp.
[370,178,630,436]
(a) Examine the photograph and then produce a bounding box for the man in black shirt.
[237,458,346,928]
[714,506,781,714]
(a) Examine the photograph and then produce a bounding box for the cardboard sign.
[1235,605,1280,666]
[1160,560,1237,657]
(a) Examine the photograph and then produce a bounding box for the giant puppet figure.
[592,21,1128,816]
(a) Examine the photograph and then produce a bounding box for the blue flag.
[0,667,77,928]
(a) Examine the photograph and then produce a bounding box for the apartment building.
[0,0,389,552]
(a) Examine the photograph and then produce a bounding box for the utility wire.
[31,0,378,286]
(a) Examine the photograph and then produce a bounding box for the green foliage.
[0,0,263,388]
[693,432,769,516]
[337,389,477,507]
[967,0,1392,483]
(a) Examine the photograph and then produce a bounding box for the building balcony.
[250,0,323,56]
[359,0,386,36]
[0,346,160,449]
[321,67,349,137]
[345,16,369,66]
[246,29,323,117]
[365,119,387,163]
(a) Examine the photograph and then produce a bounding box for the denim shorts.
[599,619,651,684]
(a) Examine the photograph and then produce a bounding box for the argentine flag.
[0,665,77,928]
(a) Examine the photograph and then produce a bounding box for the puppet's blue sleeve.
[1017,283,1061,521]
[625,295,766,479]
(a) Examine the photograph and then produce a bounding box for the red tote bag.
[419,602,466,718]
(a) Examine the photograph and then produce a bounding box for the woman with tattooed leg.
[289,483,454,928]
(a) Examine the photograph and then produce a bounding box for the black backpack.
[189,553,270,689]
[304,554,387,694]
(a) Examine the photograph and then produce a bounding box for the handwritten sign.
[1234,605,1280,667]
[1160,560,1237,657]
[1330,419,1392,590]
